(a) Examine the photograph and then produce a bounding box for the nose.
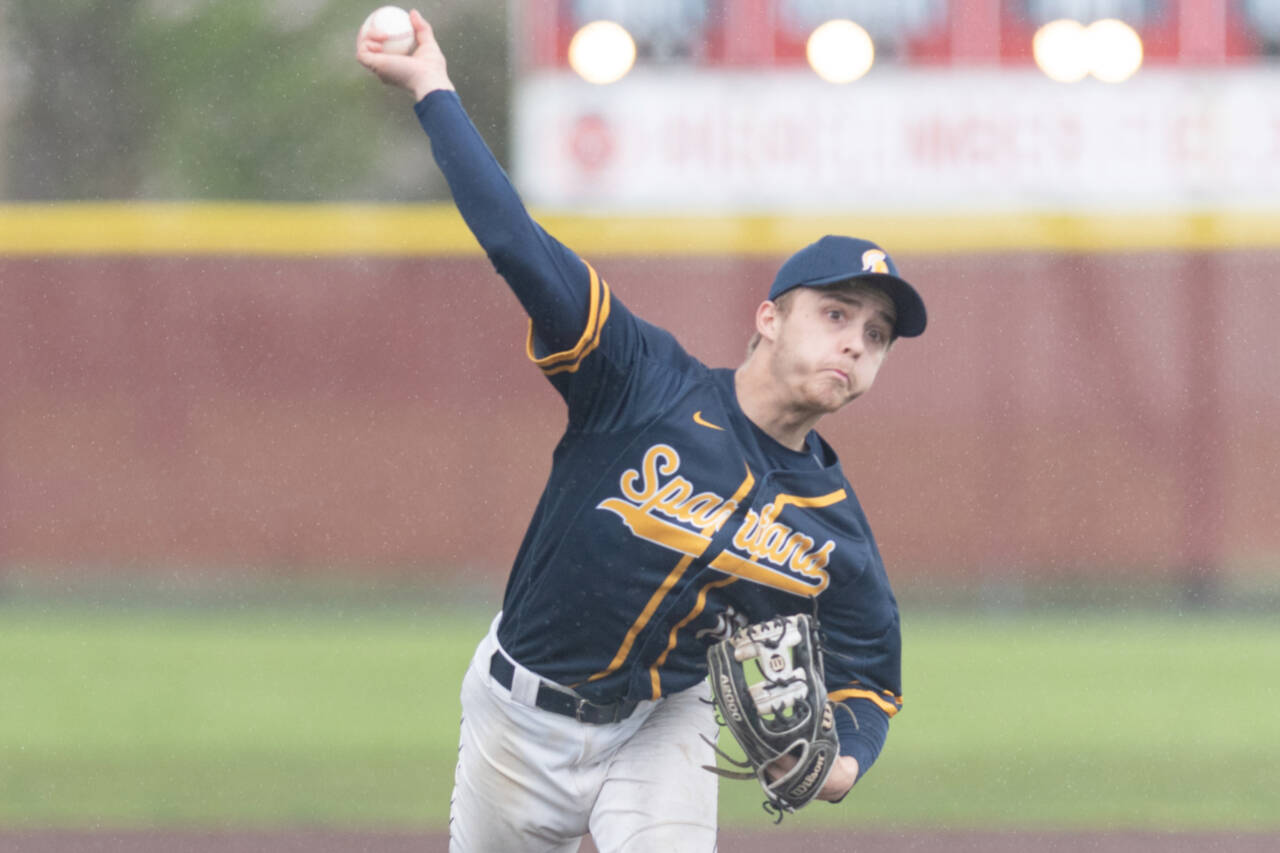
[842,323,866,358]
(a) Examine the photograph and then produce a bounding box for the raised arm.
[356,10,593,355]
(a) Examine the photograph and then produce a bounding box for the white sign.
[512,68,1280,212]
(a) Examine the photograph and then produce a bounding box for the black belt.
[488,651,639,725]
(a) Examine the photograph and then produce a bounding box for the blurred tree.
[5,0,153,199]
[1,0,510,201]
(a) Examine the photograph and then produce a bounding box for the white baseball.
[361,6,416,55]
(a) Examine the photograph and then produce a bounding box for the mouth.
[824,368,851,385]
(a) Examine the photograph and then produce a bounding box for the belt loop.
[508,661,542,707]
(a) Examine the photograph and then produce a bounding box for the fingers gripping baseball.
[356,8,454,100]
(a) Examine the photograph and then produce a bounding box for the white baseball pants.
[448,615,719,852]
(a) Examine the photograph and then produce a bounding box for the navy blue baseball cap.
[769,235,927,338]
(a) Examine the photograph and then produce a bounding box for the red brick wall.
[2,250,1277,584]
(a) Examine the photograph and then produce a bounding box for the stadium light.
[806,19,875,84]
[1087,19,1144,83]
[1033,18,1091,82]
[568,21,637,85]
[1033,18,1144,83]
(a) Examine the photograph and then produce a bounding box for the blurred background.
[2,0,1279,848]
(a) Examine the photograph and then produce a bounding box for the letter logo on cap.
[862,249,889,274]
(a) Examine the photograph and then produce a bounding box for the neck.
[733,361,822,452]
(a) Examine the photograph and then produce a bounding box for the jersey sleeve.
[818,565,903,779]
[832,697,891,782]
[414,90,695,430]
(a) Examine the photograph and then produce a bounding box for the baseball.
[361,6,416,55]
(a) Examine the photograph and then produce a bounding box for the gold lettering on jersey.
[732,507,833,581]
[598,443,841,596]
[601,445,739,554]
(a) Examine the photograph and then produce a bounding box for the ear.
[755,300,781,343]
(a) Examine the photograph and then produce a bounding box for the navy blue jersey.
[417,91,901,775]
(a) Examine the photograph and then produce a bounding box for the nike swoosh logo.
[692,411,724,431]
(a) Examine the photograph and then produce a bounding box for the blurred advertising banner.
[513,68,1280,212]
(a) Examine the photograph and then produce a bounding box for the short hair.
[745,289,798,355]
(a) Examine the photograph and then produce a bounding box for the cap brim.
[855,273,927,338]
[788,271,927,338]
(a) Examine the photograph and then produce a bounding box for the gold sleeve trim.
[526,261,612,376]
[828,687,903,718]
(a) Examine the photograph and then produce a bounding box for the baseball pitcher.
[357,10,927,852]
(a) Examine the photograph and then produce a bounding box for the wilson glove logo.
[597,444,839,596]
[790,752,828,799]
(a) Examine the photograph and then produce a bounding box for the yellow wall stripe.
[0,203,479,257]
[4,203,1280,256]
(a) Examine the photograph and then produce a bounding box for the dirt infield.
[4,830,1279,852]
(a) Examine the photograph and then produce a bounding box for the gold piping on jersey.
[586,552,696,685]
[647,576,739,699]
[526,262,612,376]
[587,464,757,686]
[771,489,848,513]
[706,488,848,595]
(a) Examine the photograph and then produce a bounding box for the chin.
[803,387,857,414]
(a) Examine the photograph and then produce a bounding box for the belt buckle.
[574,697,599,724]
[575,697,621,724]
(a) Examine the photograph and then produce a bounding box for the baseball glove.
[703,614,839,820]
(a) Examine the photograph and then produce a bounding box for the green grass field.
[2,600,1277,831]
